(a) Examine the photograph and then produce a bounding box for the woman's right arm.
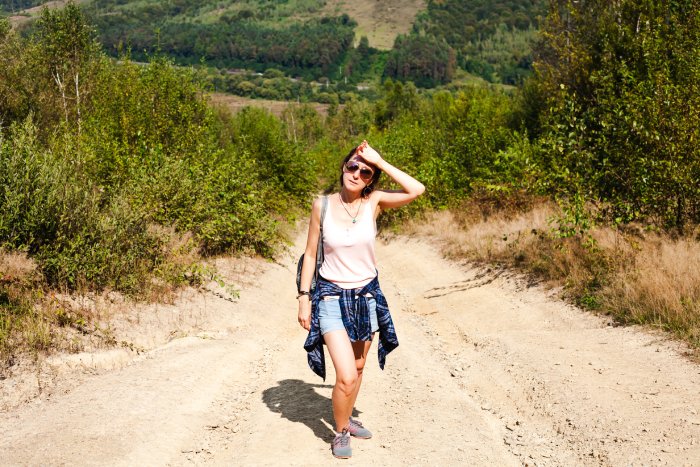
[297,197,322,331]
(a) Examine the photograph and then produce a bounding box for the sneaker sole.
[350,434,372,439]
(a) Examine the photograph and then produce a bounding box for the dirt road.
[1,235,699,465]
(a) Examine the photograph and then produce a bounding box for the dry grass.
[1,250,38,282]
[602,233,700,343]
[0,227,206,368]
[407,205,555,263]
[7,0,85,28]
[406,201,700,350]
[322,0,426,50]
[209,93,331,118]
[1,250,45,365]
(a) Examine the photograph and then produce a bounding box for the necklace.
[339,193,362,224]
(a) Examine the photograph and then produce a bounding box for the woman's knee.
[355,357,366,376]
[335,371,358,395]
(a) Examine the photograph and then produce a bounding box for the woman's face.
[342,156,375,192]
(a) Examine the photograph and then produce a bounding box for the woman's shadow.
[262,379,360,441]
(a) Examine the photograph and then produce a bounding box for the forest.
[0,0,44,11]
[1,1,699,361]
[83,0,358,80]
[385,0,546,85]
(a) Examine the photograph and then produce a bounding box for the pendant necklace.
[340,194,362,224]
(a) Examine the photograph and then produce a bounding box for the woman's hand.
[356,140,383,167]
[298,296,311,331]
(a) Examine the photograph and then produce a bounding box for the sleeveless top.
[317,197,377,289]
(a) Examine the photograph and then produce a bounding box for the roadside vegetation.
[1,0,698,365]
[0,5,316,362]
[400,0,700,349]
[312,0,700,350]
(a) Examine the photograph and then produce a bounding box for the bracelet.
[297,291,310,299]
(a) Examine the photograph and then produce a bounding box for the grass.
[0,250,58,366]
[601,230,700,344]
[209,93,331,118]
[322,0,426,50]
[405,198,700,353]
[5,0,86,28]
[85,0,328,27]
[0,234,196,370]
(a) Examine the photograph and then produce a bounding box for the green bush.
[226,106,316,210]
[530,0,700,230]
[0,118,167,292]
[362,85,520,225]
[0,5,317,296]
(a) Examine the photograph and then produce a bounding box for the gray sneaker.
[348,417,372,439]
[332,428,352,459]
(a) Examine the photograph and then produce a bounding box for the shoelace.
[334,429,350,447]
[350,418,364,428]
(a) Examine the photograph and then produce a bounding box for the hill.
[322,0,426,50]
[83,0,356,80]
[388,0,547,85]
[4,0,545,87]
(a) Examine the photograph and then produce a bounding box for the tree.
[34,1,101,135]
[384,34,456,87]
[530,0,700,228]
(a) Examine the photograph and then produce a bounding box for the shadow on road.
[262,379,360,441]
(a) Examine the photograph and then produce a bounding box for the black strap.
[314,196,328,284]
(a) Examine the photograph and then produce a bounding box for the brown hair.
[339,145,382,197]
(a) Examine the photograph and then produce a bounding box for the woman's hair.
[339,145,382,198]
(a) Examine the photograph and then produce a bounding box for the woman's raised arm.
[357,140,425,209]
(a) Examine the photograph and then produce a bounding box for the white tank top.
[318,197,377,289]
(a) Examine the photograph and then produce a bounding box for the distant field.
[209,93,331,118]
[323,0,426,50]
[7,0,64,27]
[6,0,88,27]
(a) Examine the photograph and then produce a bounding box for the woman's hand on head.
[357,140,383,166]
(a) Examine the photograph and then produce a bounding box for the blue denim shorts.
[318,296,379,336]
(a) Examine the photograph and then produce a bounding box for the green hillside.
[83,0,356,80]
[385,0,546,85]
[4,0,545,88]
[0,0,45,10]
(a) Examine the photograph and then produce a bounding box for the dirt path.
[1,235,699,465]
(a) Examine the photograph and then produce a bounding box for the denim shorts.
[318,296,379,336]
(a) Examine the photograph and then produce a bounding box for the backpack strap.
[319,195,328,231]
[314,196,328,277]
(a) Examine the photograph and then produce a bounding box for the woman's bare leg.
[324,330,359,432]
[348,337,373,412]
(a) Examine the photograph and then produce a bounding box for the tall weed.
[602,232,700,345]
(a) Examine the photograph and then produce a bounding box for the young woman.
[298,140,425,459]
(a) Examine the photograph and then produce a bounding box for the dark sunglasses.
[344,160,374,180]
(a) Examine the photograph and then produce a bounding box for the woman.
[298,140,425,459]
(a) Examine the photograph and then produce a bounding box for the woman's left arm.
[358,140,425,209]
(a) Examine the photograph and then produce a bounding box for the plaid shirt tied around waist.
[303,276,399,380]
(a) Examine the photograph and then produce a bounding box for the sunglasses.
[344,160,374,180]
